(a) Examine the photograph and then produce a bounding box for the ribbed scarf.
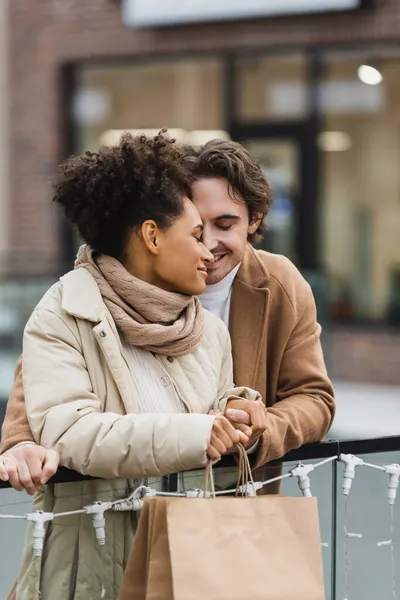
[75,245,204,356]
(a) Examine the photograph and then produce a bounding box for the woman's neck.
[123,250,174,293]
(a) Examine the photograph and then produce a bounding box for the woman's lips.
[197,266,208,277]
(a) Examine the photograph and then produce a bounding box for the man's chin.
[206,252,242,285]
[205,273,222,285]
[206,262,231,285]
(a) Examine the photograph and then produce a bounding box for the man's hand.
[0,444,59,496]
[224,398,267,448]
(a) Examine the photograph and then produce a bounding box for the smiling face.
[191,177,261,285]
[146,198,214,295]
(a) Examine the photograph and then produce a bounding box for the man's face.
[191,177,261,285]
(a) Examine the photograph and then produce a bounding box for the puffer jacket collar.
[60,268,106,322]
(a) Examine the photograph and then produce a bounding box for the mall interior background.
[1,3,400,599]
[1,0,400,421]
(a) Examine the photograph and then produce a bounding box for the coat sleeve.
[22,308,216,479]
[0,356,35,454]
[212,323,261,413]
[254,278,335,468]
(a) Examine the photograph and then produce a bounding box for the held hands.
[207,415,250,461]
[0,444,60,496]
[209,398,267,451]
[225,398,268,448]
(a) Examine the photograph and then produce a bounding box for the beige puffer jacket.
[15,268,259,600]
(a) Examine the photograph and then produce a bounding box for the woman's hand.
[0,444,59,496]
[207,414,249,461]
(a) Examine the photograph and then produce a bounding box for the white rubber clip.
[384,464,400,505]
[186,489,213,498]
[339,453,364,495]
[236,481,263,497]
[290,463,314,497]
[85,501,112,546]
[26,511,54,556]
[112,486,155,512]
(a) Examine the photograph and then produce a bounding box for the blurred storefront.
[3,0,400,391]
[0,0,10,277]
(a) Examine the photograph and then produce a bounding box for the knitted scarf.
[75,245,204,356]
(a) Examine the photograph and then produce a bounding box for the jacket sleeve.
[0,356,35,454]
[212,323,261,413]
[254,279,335,468]
[22,308,216,479]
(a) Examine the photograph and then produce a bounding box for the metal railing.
[1,435,400,599]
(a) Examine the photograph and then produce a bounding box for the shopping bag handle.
[201,444,255,498]
[235,444,255,497]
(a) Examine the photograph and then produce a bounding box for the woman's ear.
[141,220,160,255]
[248,212,264,235]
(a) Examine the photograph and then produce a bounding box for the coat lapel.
[61,269,138,414]
[229,245,270,399]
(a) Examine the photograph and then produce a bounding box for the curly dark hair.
[185,139,273,242]
[53,131,194,259]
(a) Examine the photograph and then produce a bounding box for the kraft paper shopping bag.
[119,447,325,600]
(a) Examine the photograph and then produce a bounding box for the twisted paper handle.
[201,444,254,498]
[235,443,255,497]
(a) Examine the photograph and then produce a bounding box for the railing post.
[161,473,178,493]
[331,458,338,600]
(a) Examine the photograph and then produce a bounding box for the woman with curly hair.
[13,131,259,600]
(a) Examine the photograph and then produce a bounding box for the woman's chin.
[185,279,207,297]
[169,274,207,296]
[193,282,207,296]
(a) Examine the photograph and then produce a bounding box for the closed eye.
[192,224,203,241]
[215,215,240,231]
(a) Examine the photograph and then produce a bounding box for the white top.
[199,264,241,328]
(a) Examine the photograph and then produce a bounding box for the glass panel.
[0,460,333,598]
[235,54,307,122]
[75,58,225,153]
[281,459,334,600]
[0,488,33,597]
[240,138,299,262]
[335,451,400,599]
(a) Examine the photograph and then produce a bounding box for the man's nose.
[201,228,218,252]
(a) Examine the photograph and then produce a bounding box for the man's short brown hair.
[186,139,273,242]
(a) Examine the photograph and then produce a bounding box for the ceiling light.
[357,64,383,86]
[317,131,352,152]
